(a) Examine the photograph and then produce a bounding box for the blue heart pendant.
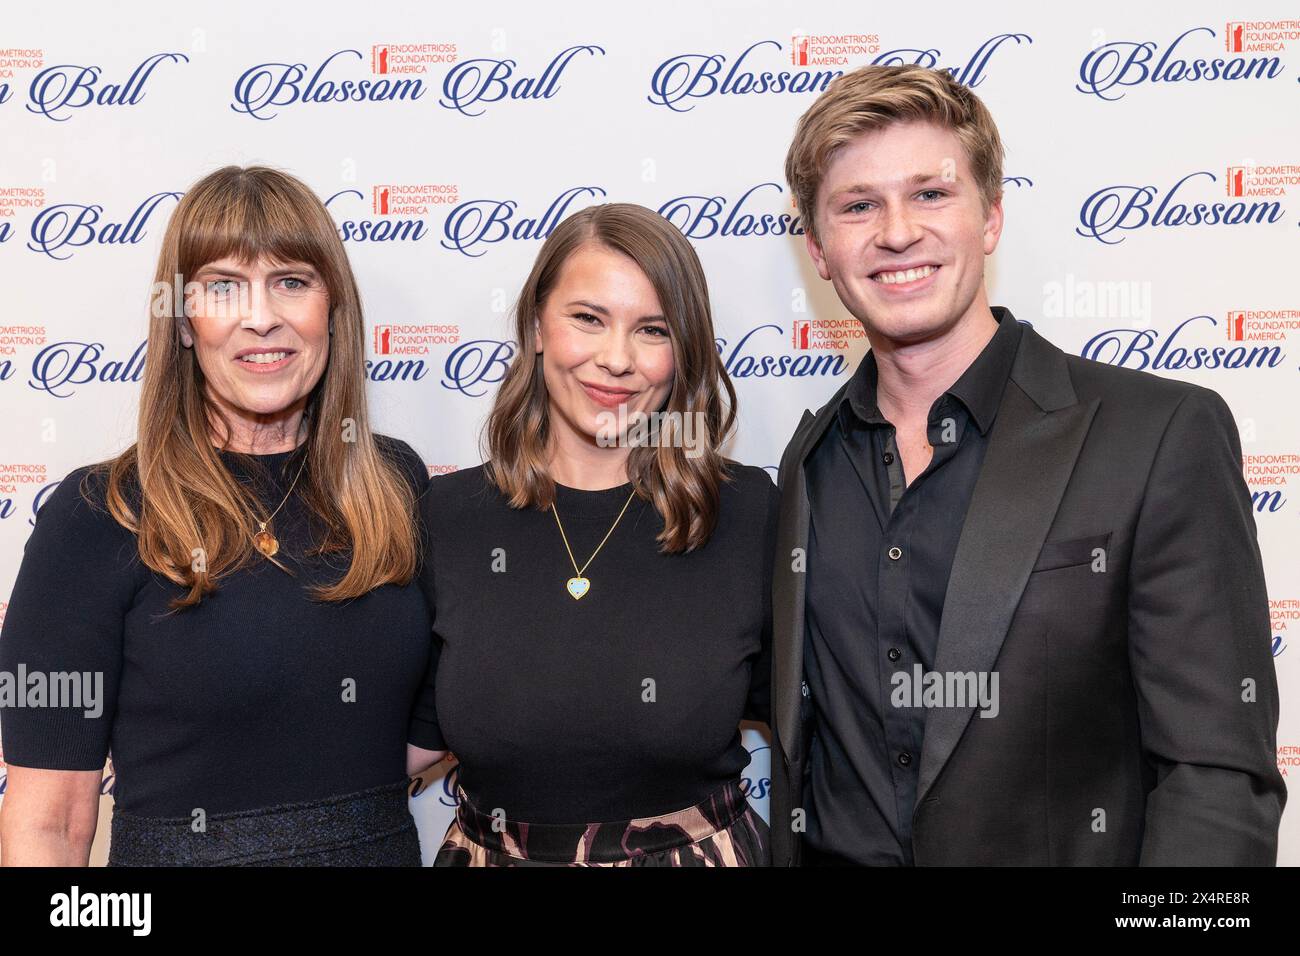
[566,577,590,600]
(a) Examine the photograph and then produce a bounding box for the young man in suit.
[770,64,1284,866]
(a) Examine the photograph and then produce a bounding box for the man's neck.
[869,304,999,426]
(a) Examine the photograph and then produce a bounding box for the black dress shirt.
[801,307,1024,865]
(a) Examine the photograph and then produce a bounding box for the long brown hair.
[486,203,737,552]
[94,165,419,610]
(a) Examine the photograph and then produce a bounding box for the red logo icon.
[1227,167,1247,197]
[791,36,809,66]
[1225,23,1244,53]
[1227,311,1246,341]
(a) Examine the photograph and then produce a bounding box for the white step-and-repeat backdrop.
[0,0,1295,864]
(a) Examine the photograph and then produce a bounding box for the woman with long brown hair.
[0,166,434,866]
[405,203,778,866]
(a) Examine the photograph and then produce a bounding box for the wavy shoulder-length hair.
[93,164,419,610]
[486,203,737,552]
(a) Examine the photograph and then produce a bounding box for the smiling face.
[805,119,1003,346]
[534,242,676,453]
[180,255,331,447]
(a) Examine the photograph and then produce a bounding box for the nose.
[876,200,924,252]
[240,280,282,335]
[594,330,634,376]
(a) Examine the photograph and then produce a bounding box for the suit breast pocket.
[1030,531,1112,573]
[1019,531,1116,643]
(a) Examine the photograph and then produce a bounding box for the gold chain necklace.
[252,454,308,558]
[550,487,637,600]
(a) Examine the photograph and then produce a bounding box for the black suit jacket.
[770,315,1285,865]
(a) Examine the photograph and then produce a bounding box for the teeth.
[240,352,288,364]
[873,265,936,284]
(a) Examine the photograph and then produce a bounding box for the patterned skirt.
[434,778,769,867]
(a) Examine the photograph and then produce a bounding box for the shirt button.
[887,647,901,662]
[888,546,903,560]
[898,752,913,767]
[882,451,895,465]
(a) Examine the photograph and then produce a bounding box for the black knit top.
[0,436,432,819]
[406,462,778,824]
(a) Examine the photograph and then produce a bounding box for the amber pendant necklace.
[253,453,308,558]
[550,488,637,600]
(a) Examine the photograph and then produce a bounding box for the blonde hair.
[95,165,419,610]
[785,64,1006,240]
[486,203,737,552]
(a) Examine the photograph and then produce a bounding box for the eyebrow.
[195,263,320,280]
[830,172,952,200]
[565,300,666,323]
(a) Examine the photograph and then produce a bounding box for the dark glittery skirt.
[434,778,770,867]
[107,780,422,866]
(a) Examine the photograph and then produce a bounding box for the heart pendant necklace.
[550,486,637,600]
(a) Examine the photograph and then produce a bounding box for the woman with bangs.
[0,166,434,866]
[404,203,779,867]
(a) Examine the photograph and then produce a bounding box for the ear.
[804,227,832,282]
[533,316,543,354]
[176,315,195,349]
[982,194,1004,256]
